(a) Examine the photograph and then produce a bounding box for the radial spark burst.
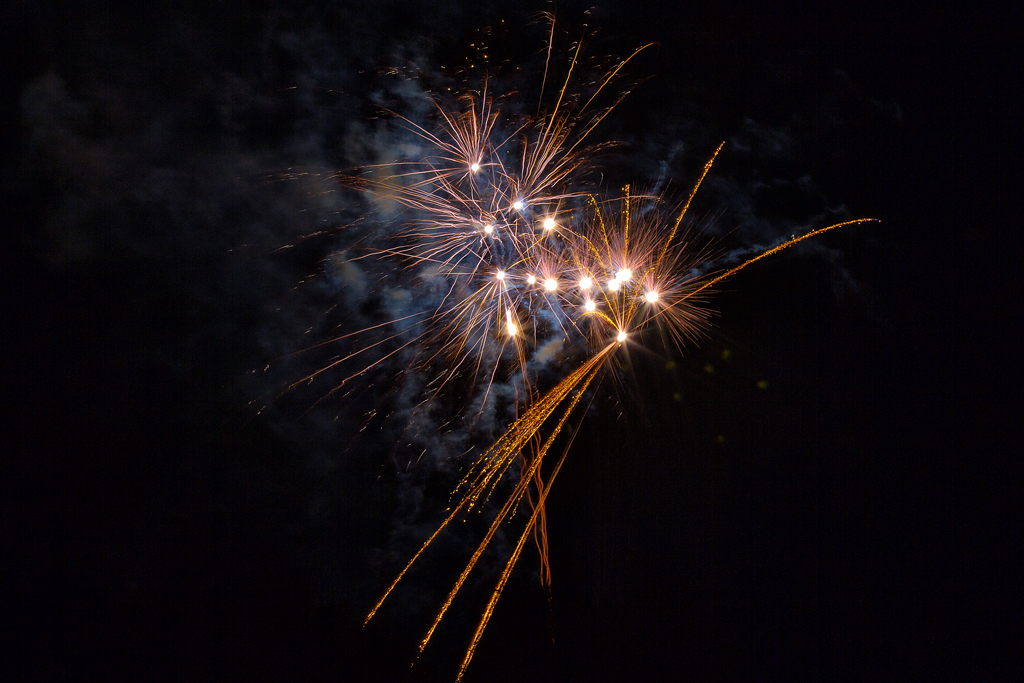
[294,20,875,681]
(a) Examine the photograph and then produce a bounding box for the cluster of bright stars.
[467,167,658,347]
[495,265,656,308]
[477,196,660,345]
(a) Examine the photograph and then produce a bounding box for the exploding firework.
[280,18,875,681]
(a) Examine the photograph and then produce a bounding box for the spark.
[544,278,557,291]
[495,270,505,281]
[584,299,596,312]
[617,330,627,342]
[645,290,658,303]
[512,200,524,211]
[607,278,621,292]
[526,274,536,285]
[543,217,556,231]
[579,276,592,289]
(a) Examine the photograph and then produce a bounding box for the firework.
[296,19,876,681]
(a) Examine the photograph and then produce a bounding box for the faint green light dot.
[721,349,732,361]
[756,380,769,390]
[672,392,682,402]
[715,434,726,444]
[665,360,677,370]
[704,364,714,374]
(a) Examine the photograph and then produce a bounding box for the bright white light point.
[543,217,556,231]
[507,322,517,335]
[584,300,596,312]
[544,278,557,291]
[483,224,494,234]
[579,276,592,290]
[495,270,505,281]
[645,290,659,303]
[616,268,632,281]
[471,162,480,172]
[617,330,627,343]
[526,274,536,284]
[608,279,621,292]
[512,200,524,211]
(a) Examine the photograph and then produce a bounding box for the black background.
[3,1,1019,681]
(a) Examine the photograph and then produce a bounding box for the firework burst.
[285,19,875,681]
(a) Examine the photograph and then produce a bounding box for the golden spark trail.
[416,345,614,653]
[455,357,604,681]
[364,344,614,628]
[652,142,725,272]
[657,218,881,323]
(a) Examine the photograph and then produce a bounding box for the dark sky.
[4,1,1018,681]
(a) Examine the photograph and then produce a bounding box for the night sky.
[4,1,1018,681]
